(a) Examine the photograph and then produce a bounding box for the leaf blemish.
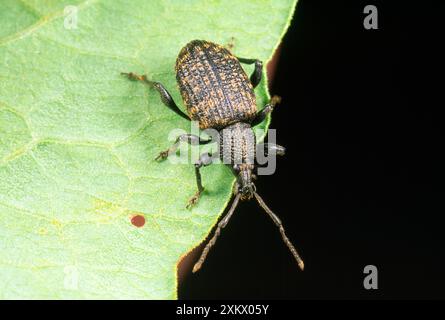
[130,215,145,228]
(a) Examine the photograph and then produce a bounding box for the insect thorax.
[219,122,256,167]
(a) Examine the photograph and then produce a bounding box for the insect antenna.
[192,193,242,273]
[253,192,305,271]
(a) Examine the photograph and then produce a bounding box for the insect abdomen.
[175,40,257,129]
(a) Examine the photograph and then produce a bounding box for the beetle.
[122,39,304,273]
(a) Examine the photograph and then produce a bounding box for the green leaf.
[0,0,297,299]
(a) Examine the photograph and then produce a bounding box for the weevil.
[122,39,304,272]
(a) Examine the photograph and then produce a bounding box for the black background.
[179,0,445,299]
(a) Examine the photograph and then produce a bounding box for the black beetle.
[122,39,303,273]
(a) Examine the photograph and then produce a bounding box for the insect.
[122,39,304,272]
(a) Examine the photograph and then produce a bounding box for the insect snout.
[237,166,256,200]
[239,183,256,200]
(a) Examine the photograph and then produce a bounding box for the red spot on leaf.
[130,215,145,228]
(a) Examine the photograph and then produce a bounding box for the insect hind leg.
[236,57,263,88]
[121,72,189,120]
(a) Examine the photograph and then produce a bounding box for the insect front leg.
[251,95,282,126]
[155,134,212,161]
[255,143,286,176]
[121,72,190,120]
[187,152,214,209]
[261,143,286,157]
[236,57,263,88]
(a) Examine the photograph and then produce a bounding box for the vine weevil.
[122,39,304,272]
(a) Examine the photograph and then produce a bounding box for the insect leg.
[155,134,212,161]
[251,95,281,127]
[187,152,215,209]
[121,72,190,120]
[254,192,304,271]
[236,57,263,88]
[192,193,241,273]
[259,143,286,157]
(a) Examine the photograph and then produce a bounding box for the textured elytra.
[176,40,257,129]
